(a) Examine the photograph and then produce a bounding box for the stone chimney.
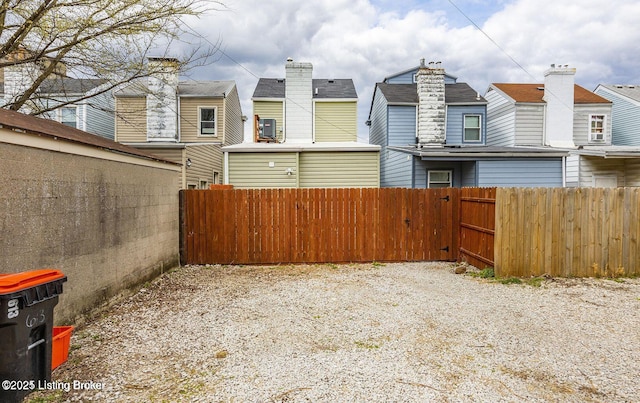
[284,58,313,143]
[416,59,446,146]
[146,57,179,141]
[543,64,576,148]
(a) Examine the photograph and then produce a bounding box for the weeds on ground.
[468,267,546,287]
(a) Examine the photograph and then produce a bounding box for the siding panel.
[186,144,223,188]
[228,152,298,188]
[514,105,544,145]
[485,89,516,146]
[180,97,225,142]
[299,152,379,188]
[381,149,412,187]
[314,101,357,142]
[446,105,486,145]
[115,97,147,142]
[477,159,563,187]
[388,105,416,146]
[223,86,244,145]
[577,156,625,187]
[253,101,284,142]
[573,104,613,146]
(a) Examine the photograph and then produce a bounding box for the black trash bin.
[0,269,67,402]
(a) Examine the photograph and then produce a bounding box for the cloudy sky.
[177,0,640,140]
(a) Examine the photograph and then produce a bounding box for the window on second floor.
[199,106,217,136]
[589,114,605,142]
[58,106,78,128]
[463,115,481,142]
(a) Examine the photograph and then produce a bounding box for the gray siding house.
[593,84,640,146]
[487,65,640,187]
[367,60,567,188]
[1,69,115,140]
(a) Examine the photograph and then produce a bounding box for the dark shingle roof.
[252,78,357,99]
[376,82,487,104]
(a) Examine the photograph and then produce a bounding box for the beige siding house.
[114,58,244,189]
[224,59,380,189]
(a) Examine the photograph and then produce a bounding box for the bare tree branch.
[0,0,223,112]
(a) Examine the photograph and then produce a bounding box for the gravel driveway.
[29,262,640,402]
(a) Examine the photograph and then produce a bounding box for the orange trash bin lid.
[0,269,66,295]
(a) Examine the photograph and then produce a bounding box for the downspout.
[176,93,181,142]
[296,151,300,188]
[562,155,566,187]
[312,100,316,143]
[542,104,547,146]
[222,93,226,144]
[444,104,448,144]
[223,151,229,185]
[282,100,287,143]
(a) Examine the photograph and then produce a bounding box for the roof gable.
[383,65,458,84]
[492,83,611,104]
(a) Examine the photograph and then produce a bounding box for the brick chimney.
[146,57,179,141]
[543,64,576,148]
[416,59,446,146]
[284,58,313,143]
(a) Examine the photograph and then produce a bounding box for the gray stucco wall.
[0,143,179,324]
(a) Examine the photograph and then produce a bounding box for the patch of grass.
[355,340,380,349]
[525,277,545,287]
[371,261,385,268]
[326,263,339,270]
[500,277,522,285]
[468,267,495,279]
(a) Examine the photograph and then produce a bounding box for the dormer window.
[58,106,78,128]
[463,115,482,142]
[199,106,217,136]
[589,114,605,142]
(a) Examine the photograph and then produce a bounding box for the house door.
[593,174,618,188]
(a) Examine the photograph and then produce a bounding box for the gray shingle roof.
[376,82,487,104]
[252,78,357,99]
[598,84,640,103]
[114,80,235,97]
[0,78,106,95]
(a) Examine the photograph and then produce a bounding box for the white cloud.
[180,0,640,141]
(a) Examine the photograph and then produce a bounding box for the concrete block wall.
[0,143,179,324]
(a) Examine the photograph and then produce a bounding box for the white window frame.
[58,106,78,128]
[427,170,453,188]
[198,106,217,137]
[463,114,482,143]
[589,114,606,142]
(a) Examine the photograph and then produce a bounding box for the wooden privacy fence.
[459,187,496,269]
[495,187,640,277]
[180,187,460,265]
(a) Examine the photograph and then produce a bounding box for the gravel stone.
[28,262,640,402]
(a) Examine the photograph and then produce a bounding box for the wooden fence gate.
[180,187,460,265]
